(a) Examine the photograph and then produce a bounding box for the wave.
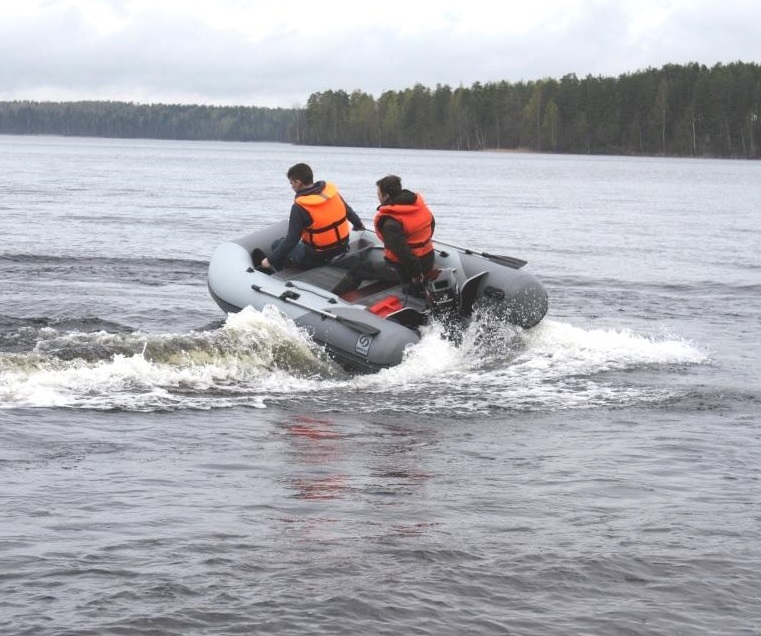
[0,305,709,414]
[1,253,208,268]
[0,253,208,286]
[546,274,761,295]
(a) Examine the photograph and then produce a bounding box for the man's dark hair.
[376,174,403,198]
[287,163,313,184]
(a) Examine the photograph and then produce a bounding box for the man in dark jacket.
[261,163,365,271]
[331,174,435,296]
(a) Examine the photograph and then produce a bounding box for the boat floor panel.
[283,264,345,289]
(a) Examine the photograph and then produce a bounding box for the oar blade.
[334,315,381,336]
[435,238,528,269]
[483,252,527,269]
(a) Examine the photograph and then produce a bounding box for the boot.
[331,274,359,296]
[252,248,274,274]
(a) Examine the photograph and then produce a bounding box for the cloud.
[0,0,759,107]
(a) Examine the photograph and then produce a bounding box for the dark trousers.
[332,251,434,296]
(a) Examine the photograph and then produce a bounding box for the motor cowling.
[425,268,459,314]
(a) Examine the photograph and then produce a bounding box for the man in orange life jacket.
[331,174,436,297]
[260,163,366,271]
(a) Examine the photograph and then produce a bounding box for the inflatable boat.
[208,220,548,373]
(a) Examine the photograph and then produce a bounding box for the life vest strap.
[303,216,348,250]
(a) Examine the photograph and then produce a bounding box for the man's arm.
[263,206,307,270]
[342,199,366,230]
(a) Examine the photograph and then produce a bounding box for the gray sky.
[1,0,759,108]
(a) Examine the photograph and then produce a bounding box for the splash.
[0,308,708,413]
[341,318,709,416]
[0,306,338,410]
[516,320,708,376]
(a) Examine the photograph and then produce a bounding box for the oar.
[251,283,380,336]
[284,280,341,302]
[435,239,527,269]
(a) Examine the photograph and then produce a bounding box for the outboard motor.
[425,268,459,315]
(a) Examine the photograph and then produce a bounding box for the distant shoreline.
[0,132,739,161]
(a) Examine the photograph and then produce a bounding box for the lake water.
[1,135,760,635]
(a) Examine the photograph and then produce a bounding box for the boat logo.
[355,334,373,357]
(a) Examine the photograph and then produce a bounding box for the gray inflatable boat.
[208,220,548,373]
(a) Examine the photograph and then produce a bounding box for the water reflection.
[277,415,443,540]
[280,415,348,501]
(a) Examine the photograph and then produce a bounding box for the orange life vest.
[374,193,434,263]
[296,182,350,251]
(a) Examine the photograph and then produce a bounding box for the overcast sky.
[1,0,759,108]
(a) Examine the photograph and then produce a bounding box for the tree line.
[0,101,296,142]
[1,62,759,158]
[296,62,760,158]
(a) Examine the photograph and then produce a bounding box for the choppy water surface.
[1,136,760,635]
